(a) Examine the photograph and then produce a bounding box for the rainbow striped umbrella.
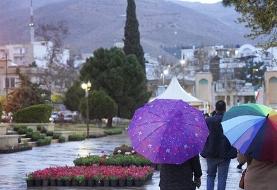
[222,104,277,162]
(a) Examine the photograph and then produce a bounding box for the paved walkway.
[0,133,243,190]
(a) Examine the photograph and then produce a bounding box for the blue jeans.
[206,158,231,190]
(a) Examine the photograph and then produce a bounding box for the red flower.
[29,165,154,181]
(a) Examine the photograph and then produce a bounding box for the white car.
[63,114,73,122]
[50,112,59,122]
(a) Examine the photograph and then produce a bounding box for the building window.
[199,79,208,85]
[10,78,15,88]
[5,77,16,89]
[5,78,9,89]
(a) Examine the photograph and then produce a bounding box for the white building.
[145,53,159,80]
[0,41,70,68]
[181,47,195,61]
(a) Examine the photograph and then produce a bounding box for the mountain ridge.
[0,0,253,57]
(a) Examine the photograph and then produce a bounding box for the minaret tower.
[29,0,35,43]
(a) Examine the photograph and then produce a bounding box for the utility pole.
[5,52,8,100]
[29,0,35,43]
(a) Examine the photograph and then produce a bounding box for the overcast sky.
[180,0,222,3]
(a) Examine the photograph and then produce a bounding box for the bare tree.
[35,21,77,93]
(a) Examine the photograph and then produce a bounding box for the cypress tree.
[123,0,145,71]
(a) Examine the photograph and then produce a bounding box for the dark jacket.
[201,112,237,159]
[159,156,202,190]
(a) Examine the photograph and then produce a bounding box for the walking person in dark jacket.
[201,100,237,190]
[159,155,202,190]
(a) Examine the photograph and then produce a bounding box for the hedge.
[37,137,52,146]
[74,154,152,167]
[13,104,52,123]
[104,128,123,135]
[58,136,66,143]
[68,134,85,141]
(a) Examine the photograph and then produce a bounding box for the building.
[264,71,277,109]
[181,46,195,61]
[0,42,70,68]
[0,58,41,97]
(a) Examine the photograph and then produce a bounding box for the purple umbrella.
[128,99,209,164]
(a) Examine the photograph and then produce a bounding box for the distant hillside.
[0,0,253,57]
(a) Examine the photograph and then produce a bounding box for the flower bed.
[73,154,152,167]
[26,165,153,187]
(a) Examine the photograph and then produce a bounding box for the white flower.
[117,150,122,153]
[125,152,131,155]
[131,150,135,153]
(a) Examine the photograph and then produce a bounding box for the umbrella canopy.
[222,104,277,162]
[128,99,208,164]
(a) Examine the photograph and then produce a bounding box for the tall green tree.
[242,61,266,89]
[64,81,85,111]
[80,48,150,119]
[80,90,117,127]
[223,0,277,47]
[123,0,145,70]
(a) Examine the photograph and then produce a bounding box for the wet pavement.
[0,132,243,190]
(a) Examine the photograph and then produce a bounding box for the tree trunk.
[106,117,113,128]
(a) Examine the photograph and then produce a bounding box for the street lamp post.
[5,52,8,100]
[161,69,169,85]
[81,81,92,138]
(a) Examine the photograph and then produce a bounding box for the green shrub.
[104,128,123,135]
[53,133,60,139]
[41,133,46,138]
[58,136,66,143]
[17,127,28,134]
[37,137,52,146]
[26,131,33,138]
[68,134,85,141]
[74,155,101,166]
[13,125,23,131]
[46,131,53,136]
[31,131,42,141]
[74,175,85,184]
[27,128,33,133]
[73,154,151,167]
[13,104,52,123]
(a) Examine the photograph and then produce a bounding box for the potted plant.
[26,175,33,187]
[126,176,133,186]
[75,175,86,186]
[109,176,118,187]
[49,177,56,186]
[34,177,42,186]
[42,177,49,186]
[103,176,110,187]
[134,176,145,187]
[57,178,64,186]
[62,176,71,186]
[93,175,103,186]
[118,175,126,187]
[87,176,95,187]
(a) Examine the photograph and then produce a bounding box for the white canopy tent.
[152,77,209,111]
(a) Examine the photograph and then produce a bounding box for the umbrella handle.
[266,114,269,118]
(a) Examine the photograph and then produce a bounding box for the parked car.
[50,112,59,122]
[63,114,73,123]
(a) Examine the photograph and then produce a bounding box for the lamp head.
[81,83,88,90]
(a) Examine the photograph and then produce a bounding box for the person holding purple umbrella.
[159,155,202,190]
[128,99,209,190]
[201,100,237,190]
